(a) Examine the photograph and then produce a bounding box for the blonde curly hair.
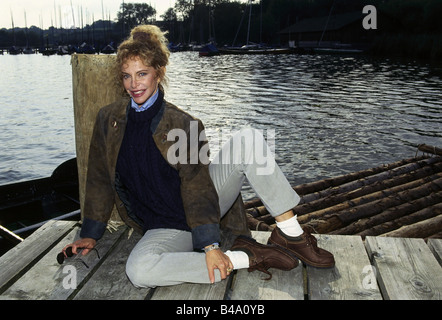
[115,25,170,91]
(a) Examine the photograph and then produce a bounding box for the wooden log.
[380,214,442,239]
[301,177,442,234]
[243,156,430,209]
[71,54,124,222]
[299,156,441,205]
[427,231,442,240]
[418,144,442,156]
[294,170,442,220]
[296,161,442,215]
[245,206,269,218]
[246,214,274,231]
[244,156,439,216]
[336,192,442,236]
[298,176,442,225]
[252,213,275,226]
[294,156,430,197]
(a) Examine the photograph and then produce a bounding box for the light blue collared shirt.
[130,89,159,112]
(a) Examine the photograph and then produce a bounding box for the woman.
[63,25,334,287]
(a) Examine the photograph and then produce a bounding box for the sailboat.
[218,45,293,55]
[218,0,293,55]
[9,10,22,55]
[198,0,220,56]
[23,10,35,54]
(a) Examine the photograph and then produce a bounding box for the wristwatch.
[204,243,220,253]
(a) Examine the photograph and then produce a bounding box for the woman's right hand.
[63,238,97,256]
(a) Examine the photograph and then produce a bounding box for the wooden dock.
[1,219,441,300]
[1,146,441,301]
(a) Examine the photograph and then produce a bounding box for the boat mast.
[10,10,16,46]
[319,0,335,46]
[246,0,253,45]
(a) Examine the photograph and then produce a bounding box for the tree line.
[0,0,440,59]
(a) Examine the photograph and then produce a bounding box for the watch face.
[204,244,219,252]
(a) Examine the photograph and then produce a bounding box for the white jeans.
[126,128,300,287]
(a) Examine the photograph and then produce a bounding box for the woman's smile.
[130,89,146,98]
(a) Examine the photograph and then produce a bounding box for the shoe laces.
[304,230,320,253]
[248,261,273,280]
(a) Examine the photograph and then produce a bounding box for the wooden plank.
[307,234,382,300]
[365,236,442,300]
[0,225,126,300]
[0,220,77,293]
[150,279,232,300]
[229,231,304,300]
[73,229,152,300]
[427,238,442,267]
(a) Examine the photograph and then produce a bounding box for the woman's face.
[121,56,159,106]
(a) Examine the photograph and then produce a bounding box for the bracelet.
[204,243,220,253]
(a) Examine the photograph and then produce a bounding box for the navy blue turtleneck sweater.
[116,91,190,234]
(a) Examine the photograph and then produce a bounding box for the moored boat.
[0,158,80,255]
[218,46,295,55]
[199,43,220,57]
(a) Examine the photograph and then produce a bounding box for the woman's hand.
[63,238,97,256]
[205,248,234,284]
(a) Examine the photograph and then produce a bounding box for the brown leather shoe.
[231,235,299,280]
[267,227,335,268]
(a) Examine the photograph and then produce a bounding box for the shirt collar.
[130,88,159,112]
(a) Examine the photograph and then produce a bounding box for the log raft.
[245,145,442,240]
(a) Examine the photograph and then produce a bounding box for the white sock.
[225,250,249,269]
[276,215,304,237]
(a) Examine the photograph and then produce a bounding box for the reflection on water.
[0,55,74,184]
[0,53,441,199]
[166,53,442,198]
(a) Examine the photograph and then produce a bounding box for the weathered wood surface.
[418,144,442,156]
[71,54,124,223]
[0,222,125,300]
[73,229,151,300]
[246,154,442,240]
[307,234,382,300]
[0,220,77,291]
[1,221,441,300]
[428,239,442,267]
[365,236,442,300]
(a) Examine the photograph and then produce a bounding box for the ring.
[227,268,233,273]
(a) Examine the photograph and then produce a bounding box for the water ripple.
[0,53,441,199]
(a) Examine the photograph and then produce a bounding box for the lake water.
[0,52,441,200]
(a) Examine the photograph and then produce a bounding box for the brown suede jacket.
[80,95,249,249]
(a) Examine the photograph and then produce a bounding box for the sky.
[1,0,177,29]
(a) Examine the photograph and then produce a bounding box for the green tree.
[116,3,156,31]
[162,8,178,22]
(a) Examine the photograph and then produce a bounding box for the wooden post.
[71,54,124,222]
